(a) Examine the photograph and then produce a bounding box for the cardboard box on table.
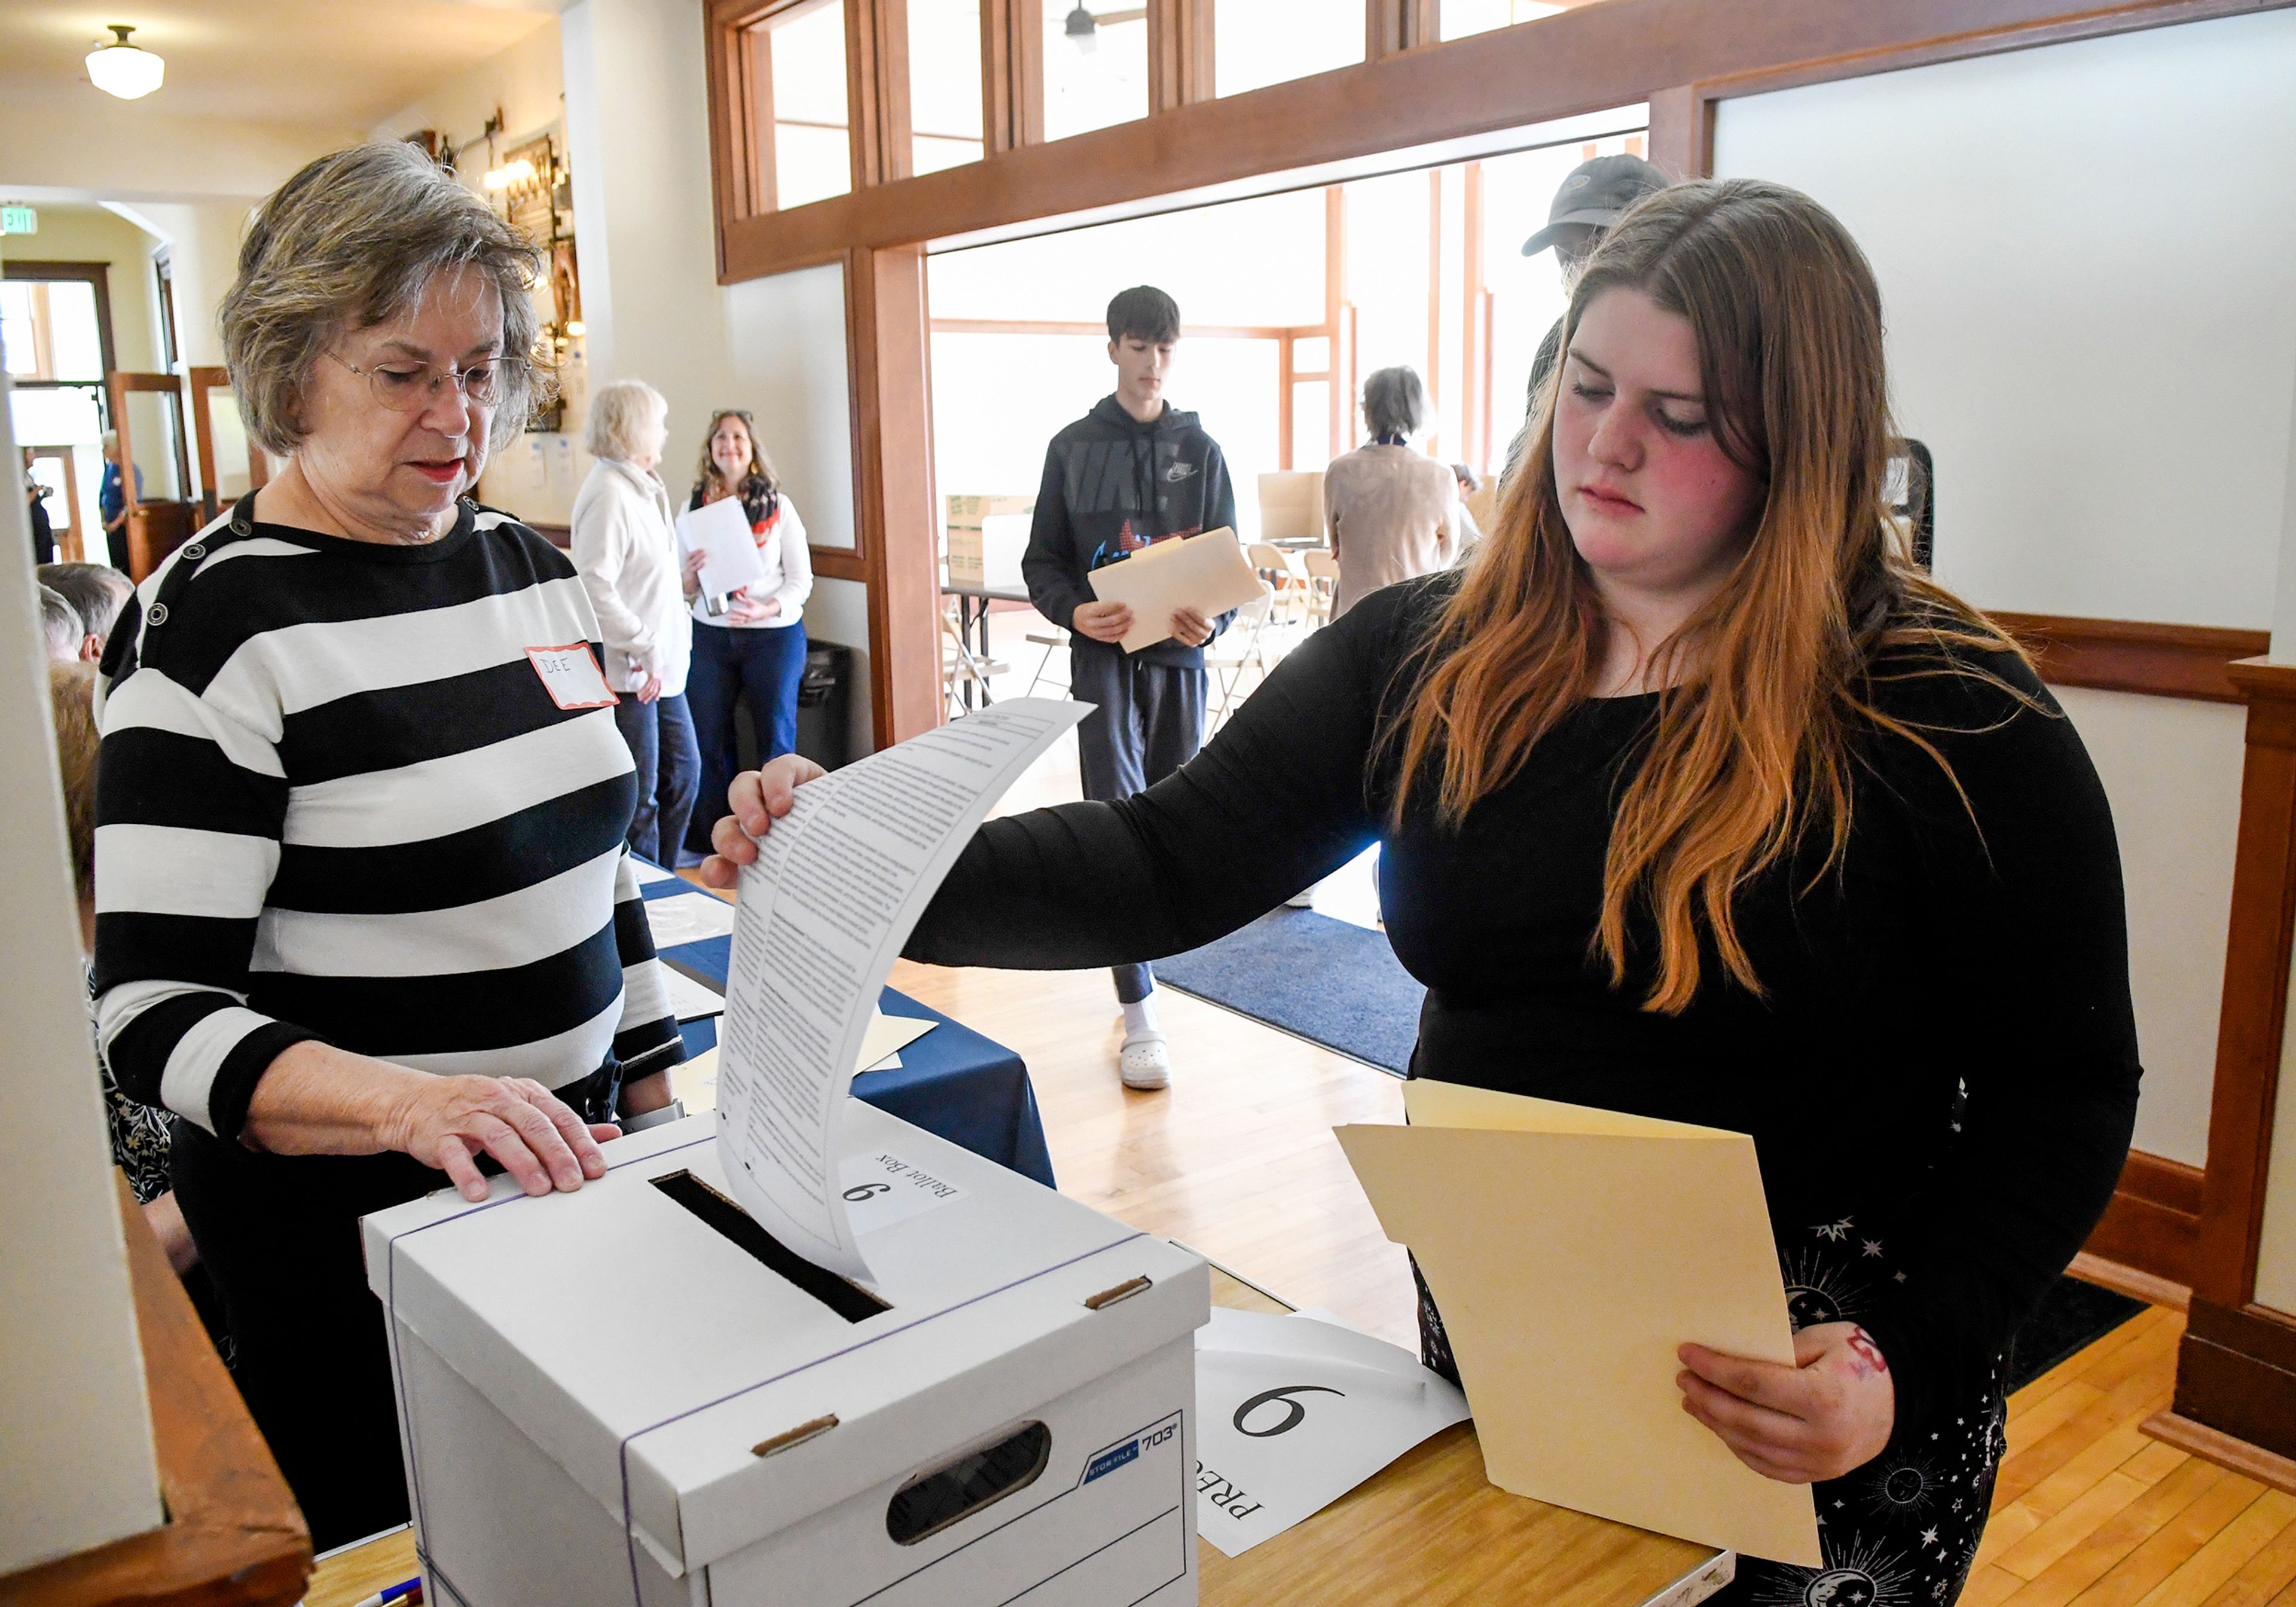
[363,1104,1207,1607]
[944,495,1034,589]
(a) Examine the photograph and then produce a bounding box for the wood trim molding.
[2144,1408,2296,1496]
[1987,612,2271,704]
[2170,1298,2296,1465]
[715,0,2296,283]
[2081,1150,2204,1294]
[2194,658,2296,1308]
[0,1180,310,1604]
[847,245,943,746]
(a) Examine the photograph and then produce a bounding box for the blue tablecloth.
[643,907,1055,1189]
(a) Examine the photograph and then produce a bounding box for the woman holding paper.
[707,180,2139,1604]
[572,378,697,867]
[683,407,812,856]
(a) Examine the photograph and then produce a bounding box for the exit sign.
[0,206,35,235]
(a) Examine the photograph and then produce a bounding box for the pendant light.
[86,25,164,100]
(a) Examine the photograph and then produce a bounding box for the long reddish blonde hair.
[1387,179,2028,1013]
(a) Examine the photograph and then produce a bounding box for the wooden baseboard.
[2068,1251,2190,1313]
[2144,1409,2296,1495]
[2171,1299,2296,1464]
[2081,1150,2204,1291]
[1988,612,2270,703]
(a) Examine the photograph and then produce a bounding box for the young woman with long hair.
[703,181,2139,1604]
[681,407,813,857]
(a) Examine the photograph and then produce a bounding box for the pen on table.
[352,1578,422,1607]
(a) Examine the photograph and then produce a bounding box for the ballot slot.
[649,1169,891,1322]
[884,1420,1053,1546]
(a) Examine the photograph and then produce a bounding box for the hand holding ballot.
[1084,527,1263,654]
[1677,1321,1896,1487]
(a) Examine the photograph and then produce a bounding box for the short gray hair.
[222,140,550,457]
[39,584,82,659]
[36,561,133,646]
[585,379,668,463]
[1363,366,1429,439]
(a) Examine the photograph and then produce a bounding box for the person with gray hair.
[91,138,685,1548]
[38,583,83,662]
[572,377,697,866]
[1321,364,1460,618]
[37,560,133,661]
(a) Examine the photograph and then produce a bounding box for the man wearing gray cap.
[1504,153,1670,480]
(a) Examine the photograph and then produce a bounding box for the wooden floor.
[880,723,2296,1601]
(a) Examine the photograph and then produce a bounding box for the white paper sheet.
[630,859,681,887]
[1191,1307,1469,1556]
[659,963,726,1023]
[674,496,769,600]
[857,1010,934,1071]
[1086,527,1266,654]
[715,698,1089,1280]
[643,891,739,949]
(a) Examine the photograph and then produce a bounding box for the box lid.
[362,1104,1204,1575]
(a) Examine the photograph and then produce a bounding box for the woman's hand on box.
[698,754,830,888]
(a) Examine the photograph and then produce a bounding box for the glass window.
[1291,380,1330,472]
[1214,0,1363,99]
[1042,0,1147,142]
[1440,0,1566,40]
[761,0,852,210]
[1292,335,1330,375]
[909,0,985,174]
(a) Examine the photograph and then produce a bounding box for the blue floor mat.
[1154,908,1422,1076]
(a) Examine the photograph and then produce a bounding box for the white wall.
[1714,10,2296,630]
[1712,10,2296,1177]
[563,0,871,751]
[2053,688,2244,1168]
[0,102,346,202]
[0,384,163,1573]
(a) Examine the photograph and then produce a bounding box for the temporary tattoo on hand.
[1846,1327,1889,1377]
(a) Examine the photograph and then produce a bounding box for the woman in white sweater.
[681,407,813,854]
[570,379,697,865]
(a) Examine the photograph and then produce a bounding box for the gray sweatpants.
[1068,644,1208,1005]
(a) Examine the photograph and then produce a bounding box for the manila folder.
[1085,526,1265,655]
[1333,1080,1821,1567]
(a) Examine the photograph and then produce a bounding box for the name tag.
[525,643,619,710]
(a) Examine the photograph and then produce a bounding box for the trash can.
[734,640,856,774]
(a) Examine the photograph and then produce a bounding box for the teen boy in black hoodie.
[1021,285,1238,1092]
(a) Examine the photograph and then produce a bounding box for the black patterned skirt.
[1412,1220,2010,1607]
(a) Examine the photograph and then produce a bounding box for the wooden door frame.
[25,447,86,561]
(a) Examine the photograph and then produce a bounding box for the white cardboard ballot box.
[362,1104,1208,1607]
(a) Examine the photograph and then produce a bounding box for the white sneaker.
[1118,1027,1171,1090]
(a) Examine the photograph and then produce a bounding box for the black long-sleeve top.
[908,573,2142,1434]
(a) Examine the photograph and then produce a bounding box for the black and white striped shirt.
[93,496,682,1141]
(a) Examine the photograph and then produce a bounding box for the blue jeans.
[613,691,699,869]
[686,620,807,853]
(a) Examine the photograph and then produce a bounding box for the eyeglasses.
[325,349,526,412]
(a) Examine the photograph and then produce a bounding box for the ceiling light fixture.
[86,25,164,100]
[1063,4,1098,53]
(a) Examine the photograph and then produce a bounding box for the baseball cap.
[1521,154,1670,256]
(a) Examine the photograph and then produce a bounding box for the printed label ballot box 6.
[364,1105,1208,1607]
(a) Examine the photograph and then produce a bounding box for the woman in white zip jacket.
[570,379,697,866]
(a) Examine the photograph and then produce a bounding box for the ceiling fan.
[1063,3,1148,52]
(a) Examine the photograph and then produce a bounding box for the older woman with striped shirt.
[93,141,684,1548]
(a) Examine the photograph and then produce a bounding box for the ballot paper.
[643,890,739,949]
[856,1009,935,1071]
[630,858,681,887]
[1190,1306,1469,1556]
[1086,527,1265,655]
[674,495,769,600]
[1335,1080,1822,1568]
[659,963,727,1024]
[670,1009,932,1117]
[715,698,1089,1281]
